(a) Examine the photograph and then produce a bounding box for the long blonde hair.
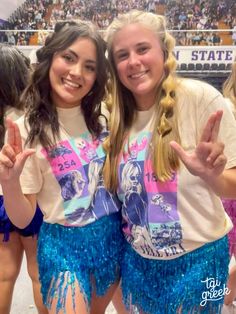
[103,10,180,191]
[223,60,236,108]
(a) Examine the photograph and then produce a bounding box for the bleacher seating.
[0,0,234,93]
[203,63,210,71]
[195,63,203,71]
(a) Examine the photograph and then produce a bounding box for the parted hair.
[103,10,180,191]
[223,59,236,109]
[21,20,108,147]
[0,44,30,147]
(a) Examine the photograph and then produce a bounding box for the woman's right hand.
[0,119,35,183]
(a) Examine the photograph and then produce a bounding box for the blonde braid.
[151,32,180,181]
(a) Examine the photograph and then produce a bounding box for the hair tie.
[157,112,172,137]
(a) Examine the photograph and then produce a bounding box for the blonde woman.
[104,10,236,314]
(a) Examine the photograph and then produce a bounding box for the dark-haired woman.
[0,44,47,314]
[0,22,123,314]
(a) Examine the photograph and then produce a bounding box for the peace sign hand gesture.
[170,110,226,180]
[0,119,35,184]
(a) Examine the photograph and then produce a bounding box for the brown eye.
[62,54,74,62]
[85,65,96,72]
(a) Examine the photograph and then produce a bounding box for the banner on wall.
[174,46,236,64]
[19,45,236,65]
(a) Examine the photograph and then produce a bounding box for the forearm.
[2,180,36,229]
[202,168,236,199]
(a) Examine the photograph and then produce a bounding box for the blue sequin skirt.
[37,212,124,313]
[0,195,43,242]
[121,236,229,314]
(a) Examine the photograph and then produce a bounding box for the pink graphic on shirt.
[144,159,177,193]
[42,140,82,176]
[118,131,183,258]
[123,137,148,162]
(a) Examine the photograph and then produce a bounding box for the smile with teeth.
[63,78,82,89]
[129,70,148,79]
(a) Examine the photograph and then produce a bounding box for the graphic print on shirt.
[42,130,120,226]
[118,132,185,258]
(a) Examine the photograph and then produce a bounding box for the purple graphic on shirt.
[42,136,121,226]
[42,140,88,201]
[88,158,121,219]
[118,131,184,258]
[76,138,99,163]
[57,170,86,201]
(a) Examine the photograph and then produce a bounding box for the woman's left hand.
[170,110,227,180]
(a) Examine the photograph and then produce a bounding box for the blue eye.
[117,52,128,61]
[138,46,149,54]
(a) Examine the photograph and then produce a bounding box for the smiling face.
[112,23,164,110]
[49,37,97,108]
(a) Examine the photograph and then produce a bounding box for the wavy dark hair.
[22,20,108,147]
[0,44,30,147]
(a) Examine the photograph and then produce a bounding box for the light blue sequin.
[121,236,229,314]
[37,213,124,313]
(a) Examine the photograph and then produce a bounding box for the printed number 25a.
[58,160,76,171]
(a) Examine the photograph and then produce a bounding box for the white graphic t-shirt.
[117,79,236,260]
[18,105,121,226]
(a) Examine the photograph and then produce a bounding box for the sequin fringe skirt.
[222,199,236,257]
[121,236,229,314]
[37,212,124,313]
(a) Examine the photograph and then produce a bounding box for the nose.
[70,62,82,77]
[128,52,140,67]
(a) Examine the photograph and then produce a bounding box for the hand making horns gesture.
[0,118,35,183]
[170,110,227,180]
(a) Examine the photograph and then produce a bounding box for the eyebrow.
[136,41,149,46]
[67,48,97,64]
[114,41,150,55]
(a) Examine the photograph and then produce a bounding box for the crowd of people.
[0,0,52,45]
[0,0,235,46]
[166,0,236,45]
[0,7,236,314]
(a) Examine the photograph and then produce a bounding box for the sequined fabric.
[37,212,124,313]
[121,236,229,314]
[222,199,236,257]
